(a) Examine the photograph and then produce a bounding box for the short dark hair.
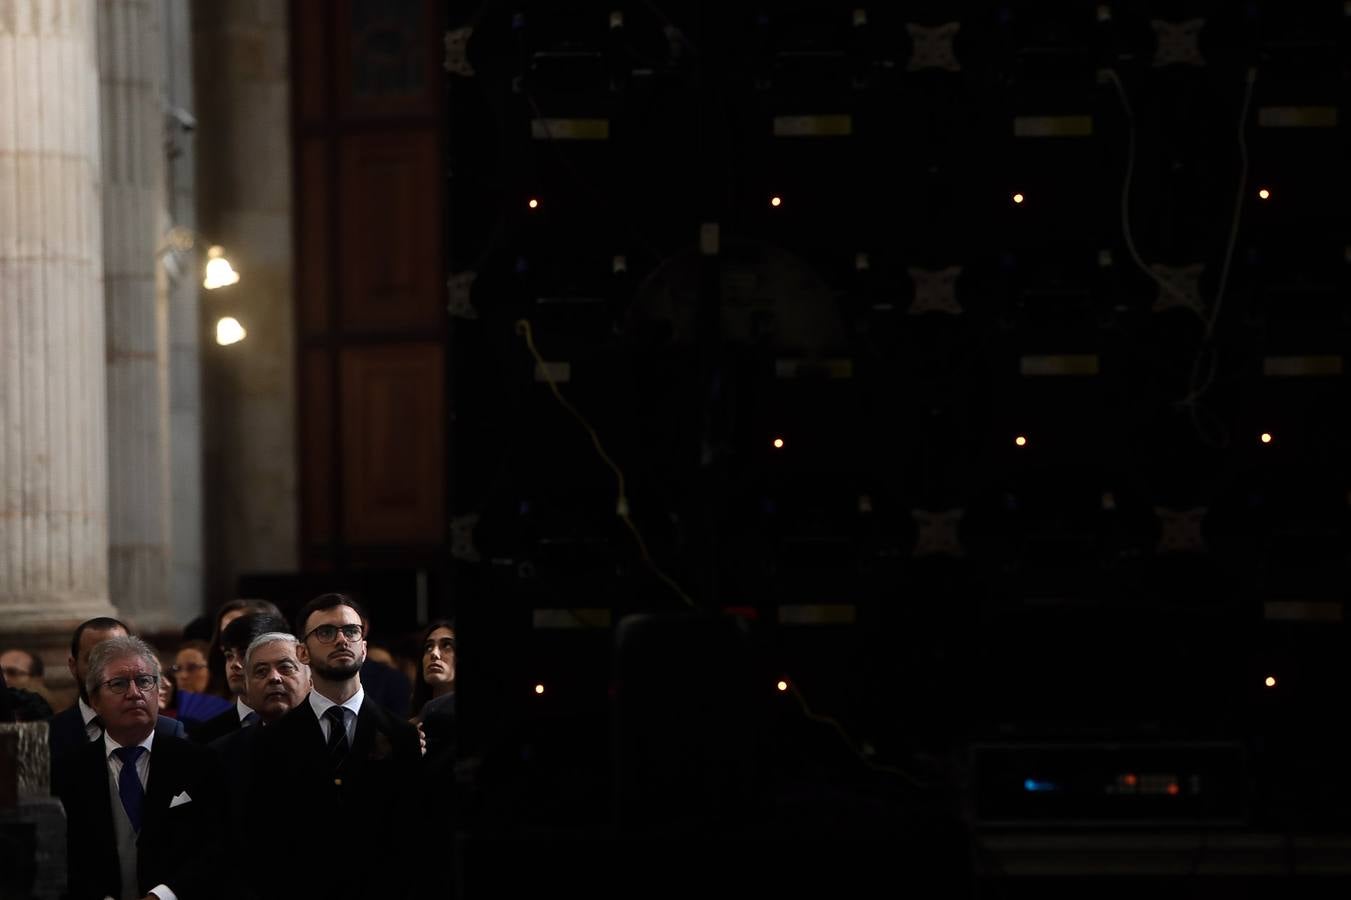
[213,599,284,636]
[294,593,369,639]
[70,617,129,659]
[221,613,291,654]
[21,649,43,678]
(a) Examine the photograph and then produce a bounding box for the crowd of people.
[0,593,455,900]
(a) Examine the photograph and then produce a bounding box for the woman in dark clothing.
[411,620,455,719]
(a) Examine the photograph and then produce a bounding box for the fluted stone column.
[0,0,116,686]
[162,0,202,626]
[99,0,172,630]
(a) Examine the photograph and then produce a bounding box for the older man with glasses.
[59,634,225,900]
[250,593,421,900]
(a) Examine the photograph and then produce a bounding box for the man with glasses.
[60,634,224,900]
[50,617,186,796]
[252,593,420,900]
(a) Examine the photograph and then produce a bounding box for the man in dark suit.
[50,618,186,795]
[252,594,421,900]
[210,631,310,899]
[190,614,288,745]
[60,634,224,900]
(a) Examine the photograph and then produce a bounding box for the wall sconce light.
[160,225,241,290]
[203,246,240,290]
[215,316,247,346]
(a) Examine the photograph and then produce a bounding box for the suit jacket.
[209,724,266,900]
[60,731,226,900]
[191,704,243,745]
[252,693,422,900]
[49,703,186,796]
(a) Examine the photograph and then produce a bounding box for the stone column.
[98,0,173,631]
[162,0,202,626]
[0,0,116,691]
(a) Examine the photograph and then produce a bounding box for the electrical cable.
[1105,66,1257,447]
[514,318,696,609]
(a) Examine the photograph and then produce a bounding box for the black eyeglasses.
[101,674,159,695]
[304,624,365,644]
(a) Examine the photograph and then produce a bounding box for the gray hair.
[245,631,301,669]
[86,634,161,697]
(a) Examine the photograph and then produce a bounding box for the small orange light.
[1014,435,1027,447]
[770,195,783,208]
[527,198,540,210]
[772,437,785,449]
[1123,773,1138,787]
[1012,192,1025,205]
[534,683,545,695]
[1260,432,1272,444]
[1167,783,1180,796]
[776,680,789,692]
[1265,675,1276,688]
[1258,188,1270,200]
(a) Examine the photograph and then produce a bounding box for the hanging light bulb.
[203,245,240,290]
[215,317,246,346]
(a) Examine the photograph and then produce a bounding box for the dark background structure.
[284,1,1351,894]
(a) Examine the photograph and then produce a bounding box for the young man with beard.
[251,594,421,900]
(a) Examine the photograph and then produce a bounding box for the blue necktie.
[113,746,146,832]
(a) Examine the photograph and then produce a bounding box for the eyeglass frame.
[99,674,160,695]
[303,623,366,644]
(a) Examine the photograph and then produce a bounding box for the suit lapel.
[140,733,181,839]
[75,736,122,894]
[348,700,379,775]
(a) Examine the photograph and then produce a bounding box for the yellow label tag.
[1013,115,1094,138]
[1020,354,1100,376]
[532,608,613,629]
[777,604,858,626]
[1257,106,1338,128]
[1263,355,1343,376]
[773,115,853,137]
[530,118,610,140]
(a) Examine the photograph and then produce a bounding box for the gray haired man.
[60,635,225,900]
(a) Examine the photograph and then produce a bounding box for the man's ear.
[296,643,310,665]
[67,655,78,680]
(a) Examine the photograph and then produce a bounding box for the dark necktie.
[242,711,260,727]
[324,706,349,767]
[113,746,146,832]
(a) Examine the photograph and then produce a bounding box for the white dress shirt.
[235,697,255,723]
[308,686,363,745]
[79,696,102,741]
[103,730,177,900]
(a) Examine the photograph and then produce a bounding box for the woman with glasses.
[172,639,232,729]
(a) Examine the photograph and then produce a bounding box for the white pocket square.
[169,791,192,808]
